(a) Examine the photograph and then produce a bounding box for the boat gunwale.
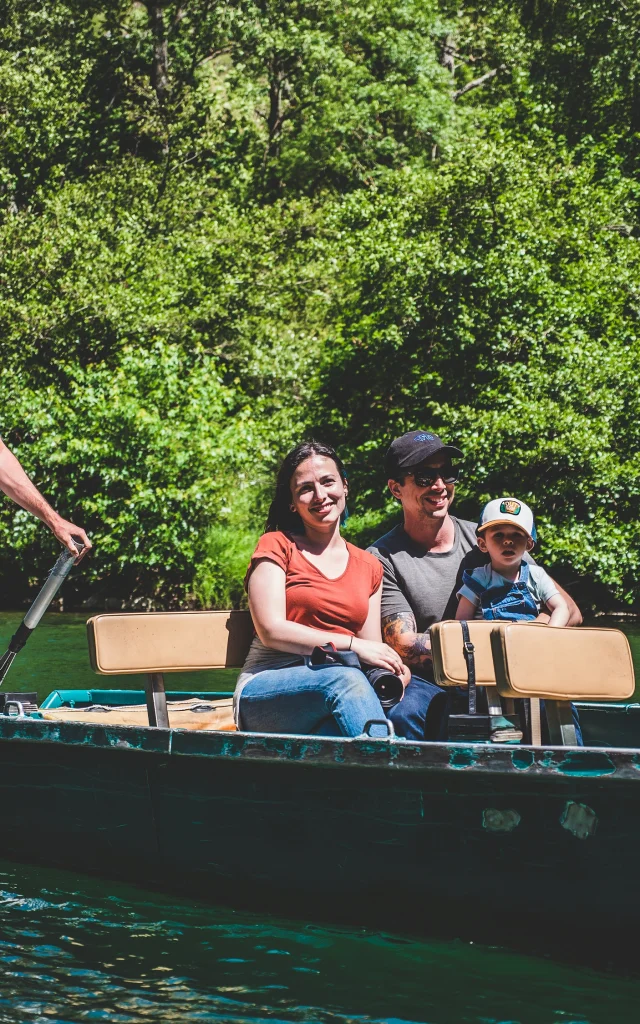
[0,713,637,780]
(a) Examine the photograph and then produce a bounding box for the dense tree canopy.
[0,1,639,609]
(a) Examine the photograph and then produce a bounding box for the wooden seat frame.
[87,610,253,729]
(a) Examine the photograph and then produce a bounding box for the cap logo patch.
[414,433,435,442]
[500,499,521,515]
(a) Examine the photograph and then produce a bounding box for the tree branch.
[440,34,456,78]
[453,64,506,101]
[602,223,640,237]
[169,6,187,36]
[197,45,234,67]
[147,3,170,106]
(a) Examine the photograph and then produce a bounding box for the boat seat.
[491,622,635,745]
[430,620,523,742]
[86,611,253,730]
[430,619,636,746]
[431,620,499,689]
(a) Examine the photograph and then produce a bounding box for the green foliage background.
[1,0,639,609]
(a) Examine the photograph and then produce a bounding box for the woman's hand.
[351,637,405,676]
[400,663,412,688]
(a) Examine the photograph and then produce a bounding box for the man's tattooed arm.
[382,612,432,671]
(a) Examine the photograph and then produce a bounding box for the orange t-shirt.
[246,531,383,636]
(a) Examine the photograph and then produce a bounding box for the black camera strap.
[460,620,477,715]
[308,643,361,670]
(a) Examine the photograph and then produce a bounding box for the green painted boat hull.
[0,694,639,953]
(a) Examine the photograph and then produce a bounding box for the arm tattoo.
[382,612,432,668]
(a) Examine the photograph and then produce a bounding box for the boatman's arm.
[0,437,91,561]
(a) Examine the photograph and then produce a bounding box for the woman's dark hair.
[265,440,347,534]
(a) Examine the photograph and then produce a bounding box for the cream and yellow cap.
[477,497,537,543]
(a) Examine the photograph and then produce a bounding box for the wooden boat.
[0,610,638,957]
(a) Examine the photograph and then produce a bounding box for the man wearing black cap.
[367,430,581,740]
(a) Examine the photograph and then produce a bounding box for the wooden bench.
[86,610,253,729]
[87,612,634,744]
[430,620,525,741]
[491,621,635,745]
[430,620,635,745]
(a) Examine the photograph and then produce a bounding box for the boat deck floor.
[40,697,236,731]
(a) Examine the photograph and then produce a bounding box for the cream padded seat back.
[87,610,253,675]
[430,620,500,687]
[491,623,635,701]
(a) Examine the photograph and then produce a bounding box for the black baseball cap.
[384,430,464,478]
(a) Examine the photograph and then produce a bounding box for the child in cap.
[455,497,570,625]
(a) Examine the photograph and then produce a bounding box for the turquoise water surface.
[1,858,639,1024]
[1,612,640,1021]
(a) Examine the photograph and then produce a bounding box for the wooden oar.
[0,542,84,687]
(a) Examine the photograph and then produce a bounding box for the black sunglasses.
[410,465,460,487]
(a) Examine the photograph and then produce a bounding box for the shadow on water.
[0,858,639,1024]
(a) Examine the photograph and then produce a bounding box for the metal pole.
[0,543,84,687]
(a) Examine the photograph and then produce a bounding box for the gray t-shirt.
[368,517,534,630]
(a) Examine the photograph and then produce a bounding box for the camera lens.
[367,669,404,709]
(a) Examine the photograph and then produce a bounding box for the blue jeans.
[387,675,448,741]
[238,664,387,737]
[386,676,584,745]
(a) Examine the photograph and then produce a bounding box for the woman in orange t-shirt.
[235,441,409,736]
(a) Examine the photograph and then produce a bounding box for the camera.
[307,644,405,710]
[366,667,404,709]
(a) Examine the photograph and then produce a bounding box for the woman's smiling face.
[290,455,347,531]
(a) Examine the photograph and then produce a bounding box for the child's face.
[477,524,533,574]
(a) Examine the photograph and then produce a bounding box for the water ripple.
[0,860,636,1024]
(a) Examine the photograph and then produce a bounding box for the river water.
[2,858,640,1024]
[0,613,639,1022]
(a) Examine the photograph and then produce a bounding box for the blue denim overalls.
[461,561,538,621]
